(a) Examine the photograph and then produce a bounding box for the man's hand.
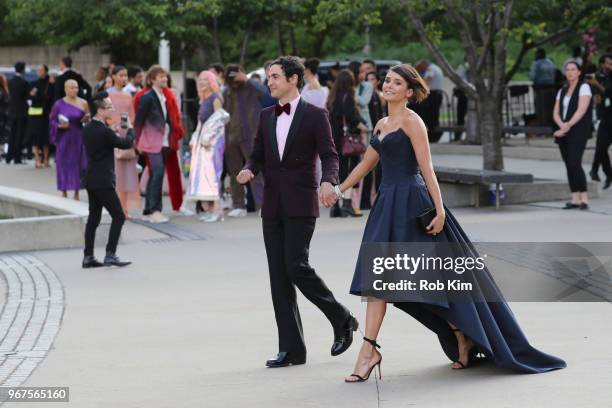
[319,182,338,208]
[237,169,254,185]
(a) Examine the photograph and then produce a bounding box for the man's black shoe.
[590,169,601,182]
[331,315,359,356]
[82,256,104,268]
[265,351,306,368]
[603,178,611,190]
[103,254,132,267]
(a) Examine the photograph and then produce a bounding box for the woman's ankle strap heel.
[363,337,381,349]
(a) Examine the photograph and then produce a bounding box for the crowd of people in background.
[0,44,610,221]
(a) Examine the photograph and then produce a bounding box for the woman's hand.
[560,122,571,133]
[553,129,566,138]
[57,123,69,129]
[426,211,446,235]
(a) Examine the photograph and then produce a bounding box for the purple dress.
[49,99,87,191]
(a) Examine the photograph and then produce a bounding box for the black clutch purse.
[417,207,437,232]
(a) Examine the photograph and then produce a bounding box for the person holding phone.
[81,91,134,268]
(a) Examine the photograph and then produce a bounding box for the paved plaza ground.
[0,152,611,407]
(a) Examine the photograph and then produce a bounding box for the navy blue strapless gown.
[350,128,566,373]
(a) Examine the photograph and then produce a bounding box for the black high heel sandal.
[345,337,382,383]
[451,328,476,369]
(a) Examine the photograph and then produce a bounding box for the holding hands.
[319,182,339,208]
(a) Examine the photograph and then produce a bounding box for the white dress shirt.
[276,94,301,160]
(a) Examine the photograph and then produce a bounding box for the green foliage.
[0,0,609,75]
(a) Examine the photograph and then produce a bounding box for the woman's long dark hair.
[327,69,357,112]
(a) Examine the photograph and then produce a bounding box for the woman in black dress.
[26,65,54,168]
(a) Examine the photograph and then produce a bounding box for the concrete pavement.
[0,157,611,407]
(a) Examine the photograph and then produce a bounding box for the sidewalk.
[1,159,611,407]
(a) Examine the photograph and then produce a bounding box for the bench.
[436,125,554,137]
[434,166,534,209]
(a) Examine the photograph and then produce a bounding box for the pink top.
[276,95,301,160]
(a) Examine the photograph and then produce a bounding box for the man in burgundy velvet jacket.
[237,56,358,368]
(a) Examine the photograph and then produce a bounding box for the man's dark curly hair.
[270,56,305,89]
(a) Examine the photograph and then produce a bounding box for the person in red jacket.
[133,66,184,223]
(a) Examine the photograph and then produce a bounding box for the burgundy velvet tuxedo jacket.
[245,98,339,219]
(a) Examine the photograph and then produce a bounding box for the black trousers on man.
[454,88,468,141]
[6,117,26,163]
[84,188,126,256]
[262,208,350,355]
[592,120,612,178]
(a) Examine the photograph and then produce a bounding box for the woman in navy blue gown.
[337,64,566,383]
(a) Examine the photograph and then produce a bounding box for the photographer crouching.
[82,91,134,268]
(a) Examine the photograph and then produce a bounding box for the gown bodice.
[370,127,423,186]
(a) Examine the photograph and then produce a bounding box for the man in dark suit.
[54,56,92,103]
[6,61,29,164]
[237,56,357,368]
[81,91,133,268]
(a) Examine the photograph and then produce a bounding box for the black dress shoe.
[562,202,579,209]
[103,254,132,267]
[265,351,306,368]
[82,256,104,268]
[330,202,347,218]
[604,178,611,190]
[342,201,363,217]
[331,315,359,356]
[589,169,601,182]
[579,202,589,210]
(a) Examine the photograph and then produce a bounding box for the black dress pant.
[592,120,612,178]
[454,88,468,141]
[339,150,360,183]
[558,135,588,193]
[262,210,349,355]
[6,117,26,163]
[84,188,126,256]
[360,162,382,209]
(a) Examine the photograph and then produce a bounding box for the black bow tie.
[275,103,291,116]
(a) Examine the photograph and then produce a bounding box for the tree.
[400,0,607,170]
[2,0,223,66]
